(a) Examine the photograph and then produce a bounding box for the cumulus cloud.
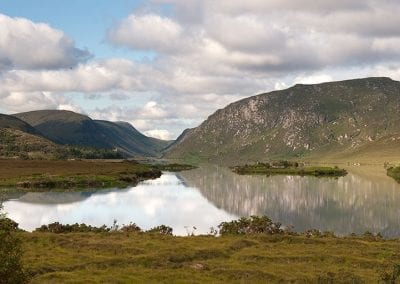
[0,59,142,93]
[0,14,90,70]
[108,14,183,52]
[109,0,400,81]
[1,1,400,139]
[294,74,334,85]
[144,129,172,140]
[0,91,81,114]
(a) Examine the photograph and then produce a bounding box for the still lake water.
[3,165,400,237]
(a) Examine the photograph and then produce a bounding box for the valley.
[2,77,400,283]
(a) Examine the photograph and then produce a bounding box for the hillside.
[0,128,121,160]
[0,114,41,135]
[13,110,170,157]
[166,77,400,164]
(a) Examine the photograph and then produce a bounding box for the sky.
[0,0,400,140]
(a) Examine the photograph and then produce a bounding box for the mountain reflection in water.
[3,173,236,235]
[3,165,400,237]
[178,165,400,237]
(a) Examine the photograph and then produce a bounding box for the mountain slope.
[166,77,400,164]
[0,113,42,135]
[14,110,106,147]
[14,110,170,157]
[93,120,170,157]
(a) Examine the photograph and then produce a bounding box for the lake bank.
[0,159,162,190]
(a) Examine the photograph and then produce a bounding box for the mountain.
[0,113,41,135]
[166,77,400,164]
[13,110,170,157]
[163,128,194,153]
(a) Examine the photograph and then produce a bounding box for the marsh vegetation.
[5,215,400,283]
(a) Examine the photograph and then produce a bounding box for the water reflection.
[3,166,400,237]
[3,173,236,235]
[179,166,400,237]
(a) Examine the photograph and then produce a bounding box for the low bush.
[218,216,285,236]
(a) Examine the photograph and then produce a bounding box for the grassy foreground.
[18,231,400,283]
[0,159,161,190]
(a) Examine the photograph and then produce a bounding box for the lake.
[3,165,400,237]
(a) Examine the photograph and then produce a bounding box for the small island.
[150,163,197,172]
[231,161,347,177]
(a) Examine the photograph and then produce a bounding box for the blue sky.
[0,1,399,139]
[0,0,146,59]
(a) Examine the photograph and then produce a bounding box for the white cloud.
[1,1,400,139]
[294,74,334,85]
[144,129,172,140]
[0,91,80,114]
[0,14,90,70]
[57,103,83,113]
[139,101,170,119]
[372,65,400,81]
[108,14,182,52]
[0,59,142,93]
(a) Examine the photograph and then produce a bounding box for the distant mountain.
[0,128,121,160]
[13,110,170,157]
[166,77,400,164]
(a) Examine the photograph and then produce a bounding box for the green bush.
[0,204,27,283]
[120,223,142,233]
[146,225,173,235]
[35,222,110,233]
[218,216,284,235]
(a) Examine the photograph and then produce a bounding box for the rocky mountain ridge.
[166,77,400,163]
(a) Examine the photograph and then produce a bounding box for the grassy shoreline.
[0,159,163,190]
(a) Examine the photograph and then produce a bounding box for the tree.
[0,202,27,284]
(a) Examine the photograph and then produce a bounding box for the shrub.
[35,222,110,233]
[218,216,284,235]
[147,225,173,235]
[120,223,142,233]
[0,203,27,283]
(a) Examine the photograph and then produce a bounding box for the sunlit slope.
[166,77,400,164]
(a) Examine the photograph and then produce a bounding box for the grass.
[18,231,400,283]
[231,163,347,177]
[0,159,161,190]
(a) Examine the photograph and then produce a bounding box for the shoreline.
[0,159,162,191]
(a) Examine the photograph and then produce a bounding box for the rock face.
[166,77,400,163]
